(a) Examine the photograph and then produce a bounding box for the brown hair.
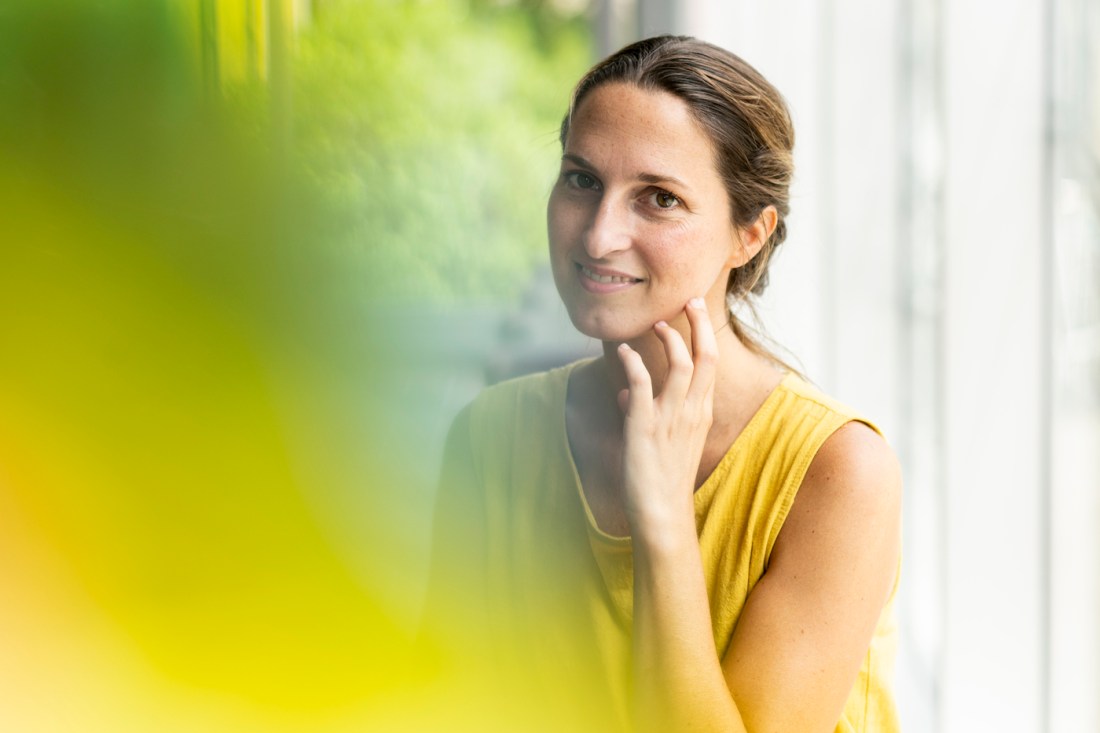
[559,35,797,369]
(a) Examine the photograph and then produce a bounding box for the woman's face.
[547,82,743,343]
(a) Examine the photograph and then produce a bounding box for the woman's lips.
[575,263,644,293]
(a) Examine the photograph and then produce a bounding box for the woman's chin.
[566,311,650,344]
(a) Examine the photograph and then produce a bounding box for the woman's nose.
[583,199,632,259]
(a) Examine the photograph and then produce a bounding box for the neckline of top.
[556,360,796,545]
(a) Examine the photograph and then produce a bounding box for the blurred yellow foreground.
[0,2,471,730]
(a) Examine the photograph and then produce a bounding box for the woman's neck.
[564,312,787,500]
[597,314,775,421]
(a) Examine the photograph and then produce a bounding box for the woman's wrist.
[628,502,698,555]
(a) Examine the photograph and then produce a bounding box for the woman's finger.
[685,297,719,405]
[654,319,693,401]
[617,342,654,421]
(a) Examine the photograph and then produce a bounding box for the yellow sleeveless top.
[433,360,900,732]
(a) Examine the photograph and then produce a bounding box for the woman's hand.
[616,296,718,535]
[618,297,747,731]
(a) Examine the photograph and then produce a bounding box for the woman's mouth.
[577,264,643,285]
[574,263,644,294]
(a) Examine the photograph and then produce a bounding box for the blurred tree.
[281,0,591,302]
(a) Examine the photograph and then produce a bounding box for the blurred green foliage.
[280,0,591,302]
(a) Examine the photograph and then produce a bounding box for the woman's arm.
[721,420,901,732]
[619,301,901,733]
[618,300,745,731]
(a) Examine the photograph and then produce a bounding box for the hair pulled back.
[559,36,795,355]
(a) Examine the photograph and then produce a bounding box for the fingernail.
[690,297,705,309]
[618,342,630,351]
[655,320,668,329]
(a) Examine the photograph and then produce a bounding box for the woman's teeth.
[580,265,639,284]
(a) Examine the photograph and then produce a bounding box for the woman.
[426,35,901,733]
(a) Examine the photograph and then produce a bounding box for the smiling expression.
[547,83,744,343]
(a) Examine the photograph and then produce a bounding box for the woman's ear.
[727,205,778,268]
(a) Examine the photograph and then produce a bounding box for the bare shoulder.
[772,419,902,594]
[804,421,900,504]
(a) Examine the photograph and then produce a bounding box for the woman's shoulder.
[776,375,897,488]
[726,372,897,544]
[770,374,902,551]
[719,372,877,475]
[770,411,902,602]
[768,373,883,437]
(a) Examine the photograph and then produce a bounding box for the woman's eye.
[564,171,599,190]
[653,190,680,209]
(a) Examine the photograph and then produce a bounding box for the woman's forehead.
[566,83,720,187]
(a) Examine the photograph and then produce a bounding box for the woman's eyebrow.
[562,153,691,191]
[637,171,690,190]
[561,153,596,169]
